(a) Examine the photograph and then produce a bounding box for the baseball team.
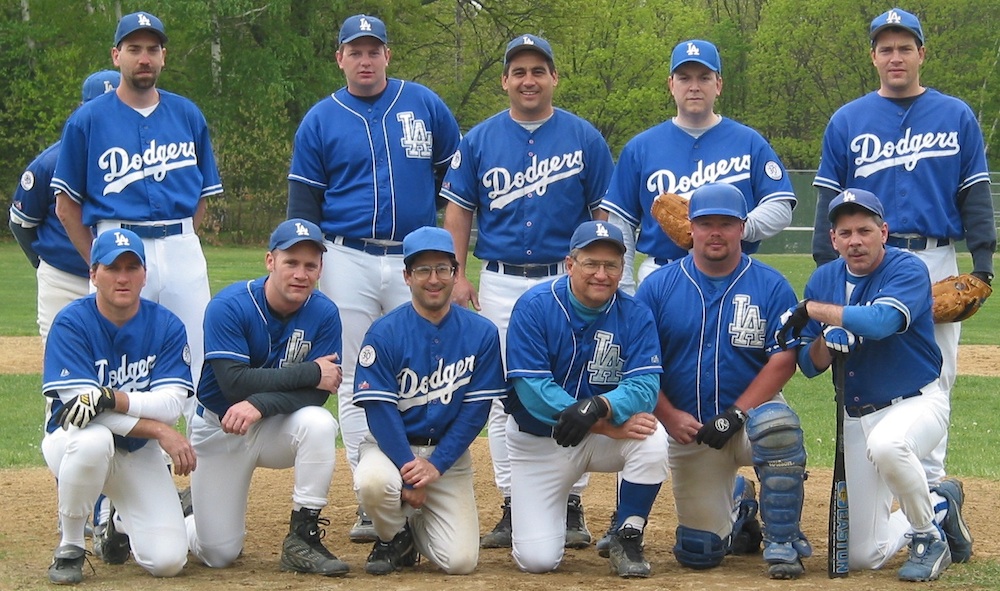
[7,6,994,586]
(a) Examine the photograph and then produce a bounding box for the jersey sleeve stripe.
[462,388,507,402]
[205,350,251,363]
[872,297,912,333]
[286,173,327,189]
[200,184,224,198]
[622,364,663,377]
[9,206,41,226]
[599,200,640,228]
[959,172,991,192]
[49,179,82,202]
[756,191,797,204]
[812,176,842,192]
[353,391,399,404]
[505,368,552,379]
[43,378,100,392]
[439,188,475,210]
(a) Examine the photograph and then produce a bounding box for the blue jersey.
[197,277,343,416]
[440,108,613,264]
[601,117,795,260]
[505,276,662,436]
[802,248,941,405]
[814,89,990,239]
[635,255,797,421]
[9,141,89,277]
[288,79,461,240]
[42,295,193,450]
[51,90,223,225]
[354,303,506,437]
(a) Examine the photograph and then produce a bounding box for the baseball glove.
[650,192,693,250]
[931,273,992,323]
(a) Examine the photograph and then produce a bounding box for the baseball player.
[780,189,971,580]
[597,38,796,292]
[811,7,995,486]
[635,184,811,579]
[441,34,614,548]
[287,13,462,541]
[52,12,223,413]
[352,227,506,575]
[9,70,120,346]
[42,228,195,585]
[504,220,668,578]
[185,219,349,576]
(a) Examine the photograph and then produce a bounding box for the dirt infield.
[1,337,998,589]
[1,440,998,591]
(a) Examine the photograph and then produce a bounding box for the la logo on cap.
[360,17,372,31]
[842,191,857,203]
[686,42,700,56]
[137,13,151,27]
[886,10,902,24]
[595,223,610,237]
[521,35,535,46]
[114,231,131,246]
[295,222,310,237]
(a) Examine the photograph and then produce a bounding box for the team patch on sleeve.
[358,344,377,368]
[183,344,192,366]
[20,171,34,191]
[764,161,783,181]
[450,150,462,169]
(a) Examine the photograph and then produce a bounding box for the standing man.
[185,219,349,577]
[42,228,195,585]
[812,7,995,487]
[10,70,119,346]
[504,220,667,578]
[52,11,223,402]
[287,14,462,541]
[780,189,970,581]
[352,227,506,575]
[635,184,811,579]
[441,34,614,548]
[599,38,796,291]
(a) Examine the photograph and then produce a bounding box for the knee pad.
[673,525,725,569]
[746,402,807,545]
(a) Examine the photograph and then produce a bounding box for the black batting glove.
[56,387,116,430]
[971,271,993,286]
[776,298,811,350]
[552,396,609,447]
[696,405,747,450]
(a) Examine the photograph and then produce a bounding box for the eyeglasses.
[410,264,457,280]
[573,258,623,276]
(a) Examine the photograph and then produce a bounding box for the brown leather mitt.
[650,192,693,250]
[931,273,992,323]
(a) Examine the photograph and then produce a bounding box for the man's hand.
[401,486,428,509]
[593,412,659,440]
[776,299,811,349]
[56,387,117,429]
[823,326,860,354]
[315,353,342,392]
[221,400,263,435]
[400,456,441,489]
[157,425,197,476]
[552,396,609,447]
[450,275,481,311]
[696,405,747,450]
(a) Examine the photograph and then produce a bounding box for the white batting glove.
[823,326,861,355]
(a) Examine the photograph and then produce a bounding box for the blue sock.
[615,480,662,531]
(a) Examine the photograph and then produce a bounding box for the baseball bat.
[828,351,849,578]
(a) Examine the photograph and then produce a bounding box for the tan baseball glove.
[650,192,693,250]
[931,273,992,323]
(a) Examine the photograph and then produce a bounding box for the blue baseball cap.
[339,14,389,45]
[671,39,722,74]
[81,70,120,103]
[403,227,456,266]
[870,8,924,46]
[828,189,885,222]
[269,219,327,252]
[91,228,146,267]
[114,12,167,47]
[504,34,555,67]
[570,221,625,253]
[688,183,748,220]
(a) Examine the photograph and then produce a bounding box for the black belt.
[407,436,439,446]
[485,261,561,278]
[653,257,674,266]
[886,236,950,250]
[329,235,404,256]
[120,222,184,239]
[845,392,921,418]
